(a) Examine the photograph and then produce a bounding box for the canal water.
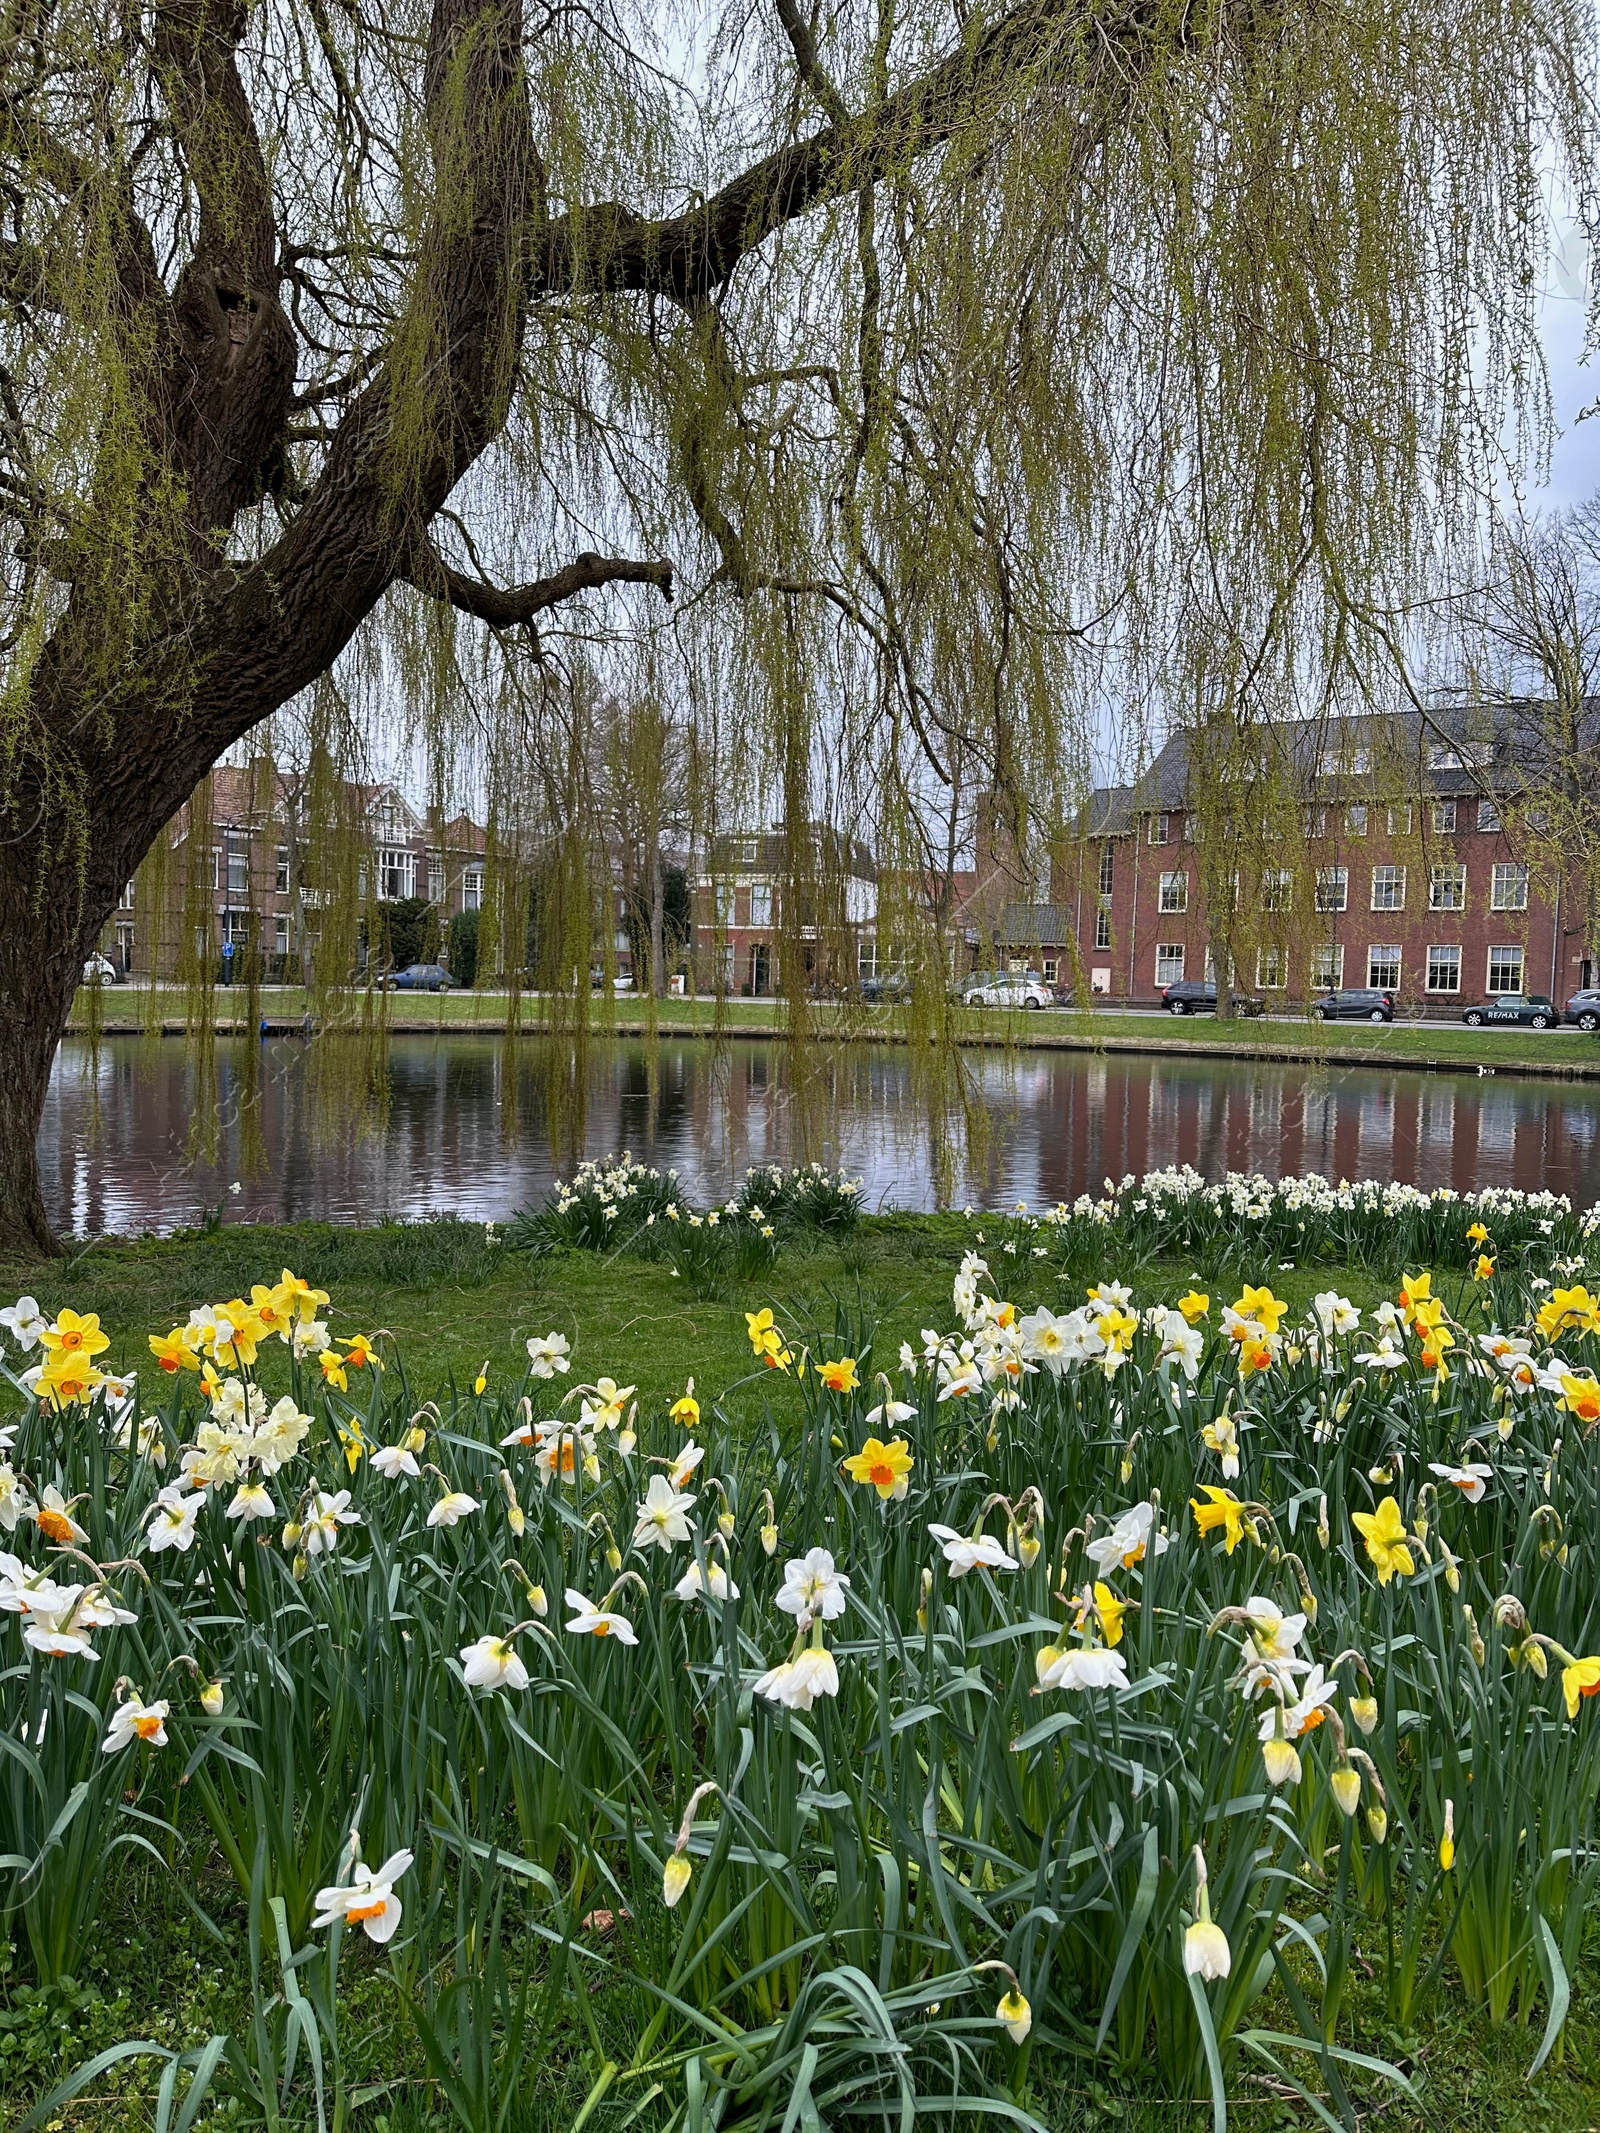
[39,1032,1600,1236]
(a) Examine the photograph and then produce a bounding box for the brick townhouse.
[103,764,487,980]
[693,824,877,995]
[1049,706,1599,1008]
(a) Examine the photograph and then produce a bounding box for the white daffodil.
[371,1442,420,1479]
[863,1399,916,1428]
[936,1356,984,1401]
[102,1696,169,1753]
[776,1547,850,1627]
[291,1319,330,1358]
[226,1480,275,1521]
[1036,1645,1128,1693]
[579,1377,634,1431]
[1084,1502,1166,1577]
[22,1591,100,1659]
[145,1486,205,1554]
[303,1489,361,1556]
[460,1633,530,1691]
[1354,1340,1407,1370]
[525,1331,571,1379]
[1184,1920,1232,1980]
[253,1397,312,1474]
[668,1440,706,1491]
[927,1523,1018,1577]
[0,1465,33,1532]
[1242,1597,1308,1665]
[1428,1460,1494,1503]
[754,1646,839,1710]
[1312,1292,1361,1337]
[1156,1312,1205,1382]
[632,1474,696,1553]
[564,1588,637,1642]
[0,1296,45,1350]
[34,1485,88,1548]
[1276,1664,1339,1738]
[674,1557,739,1603]
[312,1849,413,1943]
[426,1490,479,1528]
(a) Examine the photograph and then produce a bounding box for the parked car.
[1160,980,1266,1017]
[1565,988,1600,1032]
[1461,993,1558,1029]
[82,953,119,984]
[959,970,1053,1009]
[1311,988,1396,1024]
[382,962,455,992]
[860,970,912,1004]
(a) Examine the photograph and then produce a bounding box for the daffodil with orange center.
[1562,1656,1600,1717]
[843,1435,914,1501]
[1561,1374,1600,1427]
[39,1309,110,1361]
[343,1333,382,1371]
[148,1327,200,1375]
[820,1356,860,1394]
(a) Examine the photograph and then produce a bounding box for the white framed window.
[1315,867,1348,913]
[428,861,444,902]
[1431,799,1457,833]
[857,938,879,980]
[1303,805,1329,839]
[1182,811,1196,841]
[378,847,416,901]
[1042,957,1059,983]
[749,883,774,926]
[1309,943,1345,990]
[1095,904,1112,951]
[1147,812,1171,846]
[1261,868,1294,912]
[1370,864,1406,911]
[1098,845,1115,896]
[120,879,137,910]
[1387,805,1413,836]
[1429,863,1466,911]
[1367,944,1401,991]
[1345,804,1369,837]
[463,868,484,912]
[115,921,135,965]
[275,846,290,895]
[1490,863,1528,912]
[1428,742,1461,771]
[1477,798,1501,832]
[1486,945,1524,995]
[1154,943,1186,986]
[1256,945,1286,989]
[274,915,289,955]
[1427,944,1462,994]
[1158,870,1188,913]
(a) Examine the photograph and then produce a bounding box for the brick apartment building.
[1046,707,1599,1008]
[103,764,487,980]
[694,825,877,995]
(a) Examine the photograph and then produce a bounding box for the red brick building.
[693,825,877,995]
[1052,709,1599,1008]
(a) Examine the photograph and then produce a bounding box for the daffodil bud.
[618,1429,637,1457]
[1369,1464,1392,1485]
[606,1543,622,1573]
[996,1989,1032,2043]
[1524,1639,1549,1680]
[405,1425,427,1454]
[1366,1805,1388,1845]
[1462,1605,1486,1666]
[718,1512,735,1539]
[1439,1798,1455,1871]
[1316,1495,1330,1549]
[1330,1764,1361,1817]
[1262,1736,1302,1787]
[760,1523,778,1557]
[1035,1642,1063,1687]
[1442,1547,1460,1594]
[200,1680,225,1716]
[281,1519,302,1547]
[292,1552,309,1580]
[1017,1530,1041,1569]
[1183,1920,1232,1980]
[662,1854,692,1908]
[526,1584,548,1618]
[1349,1695,1378,1735]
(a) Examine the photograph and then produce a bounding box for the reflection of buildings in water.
[38,1035,1600,1235]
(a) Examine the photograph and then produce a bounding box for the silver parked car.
[959,969,1053,1009]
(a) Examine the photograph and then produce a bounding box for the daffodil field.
[2,1167,1600,2131]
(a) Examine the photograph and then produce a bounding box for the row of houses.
[104,706,1599,1007]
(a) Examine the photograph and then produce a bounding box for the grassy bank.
[66,985,1600,1079]
[3,1190,1598,2132]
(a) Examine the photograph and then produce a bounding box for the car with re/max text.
[1461,993,1558,1029]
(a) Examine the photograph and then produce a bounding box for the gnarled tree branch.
[399,535,674,627]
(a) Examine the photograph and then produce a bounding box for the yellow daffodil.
[1095,1308,1139,1354]
[1537,1284,1600,1341]
[342,1333,382,1371]
[213,1302,265,1368]
[473,1362,489,1395]
[819,1356,860,1394]
[1466,1222,1489,1246]
[1560,1374,1600,1427]
[1352,1496,1414,1585]
[1178,1291,1210,1324]
[320,1350,349,1392]
[1073,1581,1126,1647]
[1232,1285,1287,1334]
[1473,1255,1495,1282]
[277,1270,331,1324]
[1190,1485,1249,1553]
[670,1380,699,1426]
[1239,1334,1275,1378]
[249,1283,295,1341]
[35,1354,105,1408]
[148,1327,200,1374]
[1397,1271,1432,1315]
[842,1435,914,1500]
[39,1308,110,1361]
[745,1308,785,1360]
[1562,1655,1600,1717]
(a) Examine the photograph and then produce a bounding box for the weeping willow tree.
[0,0,1593,1251]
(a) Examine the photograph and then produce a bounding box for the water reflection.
[38,1033,1600,1236]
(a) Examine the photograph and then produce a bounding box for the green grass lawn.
[68,984,1600,1077]
[3,1217,1599,2130]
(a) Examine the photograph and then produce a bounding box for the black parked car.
[1160,980,1266,1017]
[382,962,456,992]
[1311,988,1395,1024]
[1461,993,1557,1029]
[860,971,913,1004]
[1566,988,1600,1032]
